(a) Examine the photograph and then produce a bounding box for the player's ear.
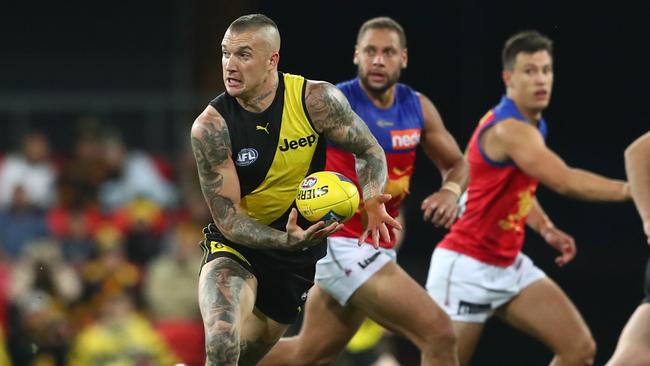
[502,70,512,88]
[353,46,360,65]
[401,48,408,69]
[269,52,280,69]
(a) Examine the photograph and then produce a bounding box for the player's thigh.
[452,321,485,366]
[258,285,366,366]
[607,304,650,366]
[495,277,592,353]
[300,284,367,356]
[198,257,259,364]
[617,303,650,348]
[198,257,258,331]
[350,261,453,342]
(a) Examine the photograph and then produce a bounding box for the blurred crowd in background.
[0,119,210,365]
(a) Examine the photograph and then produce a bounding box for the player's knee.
[279,336,339,366]
[429,326,457,354]
[309,352,340,366]
[286,350,337,366]
[205,327,240,365]
[558,335,596,365]
[575,336,596,364]
[418,314,457,355]
[296,344,340,366]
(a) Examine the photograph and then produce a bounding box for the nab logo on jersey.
[279,134,317,152]
[236,148,259,166]
[391,129,421,150]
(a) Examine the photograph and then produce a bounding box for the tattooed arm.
[191,105,338,250]
[305,81,386,200]
[304,81,402,246]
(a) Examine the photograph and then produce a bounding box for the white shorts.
[315,236,396,305]
[426,247,546,323]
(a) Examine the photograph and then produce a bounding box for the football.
[295,171,360,223]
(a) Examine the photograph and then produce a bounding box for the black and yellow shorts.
[200,234,322,324]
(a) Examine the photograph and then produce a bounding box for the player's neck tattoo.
[240,80,277,113]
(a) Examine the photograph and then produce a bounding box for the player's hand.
[285,208,343,250]
[421,190,460,229]
[359,194,403,249]
[541,226,576,267]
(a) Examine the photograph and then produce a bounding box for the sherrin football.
[295,171,360,223]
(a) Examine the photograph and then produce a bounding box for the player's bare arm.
[527,198,576,266]
[526,197,554,233]
[625,131,650,243]
[304,81,402,245]
[418,94,469,228]
[491,119,629,202]
[305,81,386,199]
[191,106,338,250]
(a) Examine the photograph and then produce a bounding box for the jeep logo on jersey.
[391,129,421,150]
[279,134,317,152]
[301,177,318,189]
[236,148,258,166]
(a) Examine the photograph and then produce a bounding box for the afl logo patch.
[301,176,318,189]
[236,148,258,166]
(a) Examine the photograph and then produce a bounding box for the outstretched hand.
[285,208,343,251]
[541,226,576,267]
[359,193,403,249]
[421,190,460,229]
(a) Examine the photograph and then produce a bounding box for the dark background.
[2,0,649,364]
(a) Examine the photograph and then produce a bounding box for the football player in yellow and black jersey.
[190,14,402,365]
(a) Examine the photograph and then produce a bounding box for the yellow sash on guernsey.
[240,73,320,225]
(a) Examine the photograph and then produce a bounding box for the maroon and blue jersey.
[439,96,548,266]
[326,78,424,248]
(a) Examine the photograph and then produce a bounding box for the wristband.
[440,181,462,198]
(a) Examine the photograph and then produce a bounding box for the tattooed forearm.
[191,112,298,250]
[306,82,387,200]
[209,196,294,249]
[355,154,387,199]
[201,258,254,365]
